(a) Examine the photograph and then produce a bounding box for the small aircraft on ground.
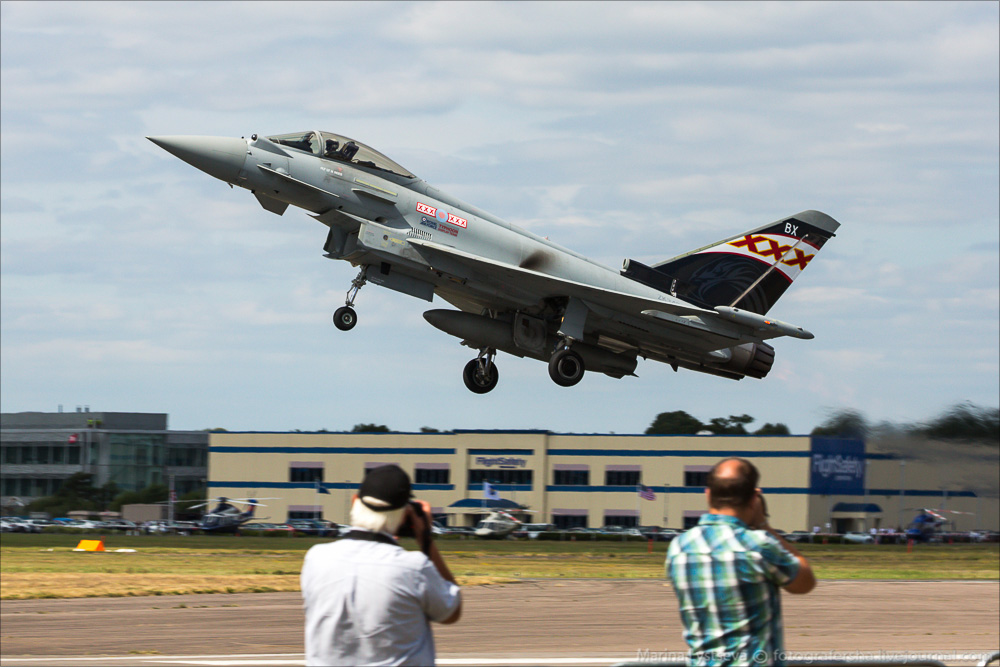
[473,510,530,539]
[187,497,274,534]
[150,131,840,392]
[905,508,974,542]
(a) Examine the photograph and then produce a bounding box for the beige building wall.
[207,431,997,532]
[208,431,824,530]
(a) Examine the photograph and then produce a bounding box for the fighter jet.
[149,131,840,393]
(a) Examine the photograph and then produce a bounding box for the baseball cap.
[358,465,413,512]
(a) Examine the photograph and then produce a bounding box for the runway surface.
[1,580,997,666]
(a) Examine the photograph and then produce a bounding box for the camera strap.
[341,530,401,548]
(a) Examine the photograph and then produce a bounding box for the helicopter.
[473,509,537,539]
[187,497,276,534]
[905,508,973,543]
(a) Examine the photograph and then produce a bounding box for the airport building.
[1,410,209,509]
[207,430,998,533]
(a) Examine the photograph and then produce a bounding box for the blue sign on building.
[810,438,865,495]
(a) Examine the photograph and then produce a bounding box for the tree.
[754,422,791,436]
[25,472,102,518]
[55,472,100,502]
[706,414,755,435]
[918,403,999,444]
[111,483,168,511]
[420,427,440,433]
[811,410,868,439]
[96,482,121,511]
[645,411,704,435]
[351,423,391,433]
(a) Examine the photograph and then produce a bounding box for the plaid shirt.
[666,514,800,666]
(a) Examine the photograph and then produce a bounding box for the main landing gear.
[333,267,367,331]
[463,348,499,394]
[548,343,585,387]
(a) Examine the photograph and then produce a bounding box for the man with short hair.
[302,465,461,666]
[667,457,815,665]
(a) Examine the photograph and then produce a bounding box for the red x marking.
[729,235,791,260]
[782,248,814,270]
[729,235,767,252]
[758,238,792,260]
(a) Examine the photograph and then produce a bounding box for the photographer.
[302,465,461,666]
[666,457,815,666]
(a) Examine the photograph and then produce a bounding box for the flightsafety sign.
[810,439,865,495]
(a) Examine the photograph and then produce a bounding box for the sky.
[1,1,997,435]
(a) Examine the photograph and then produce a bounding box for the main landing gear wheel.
[463,358,499,394]
[333,306,357,331]
[549,348,585,387]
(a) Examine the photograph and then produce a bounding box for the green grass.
[1,533,996,599]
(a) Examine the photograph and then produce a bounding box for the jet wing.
[405,237,713,318]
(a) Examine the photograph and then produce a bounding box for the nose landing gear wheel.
[333,306,357,331]
[463,358,499,394]
[549,348,585,387]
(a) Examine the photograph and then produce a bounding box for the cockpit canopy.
[266,131,415,179]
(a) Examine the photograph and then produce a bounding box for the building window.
[684,471,709,487]
[288,510,322,520]
[553,470,589,486]
[415,468,450,484]
[683,515,704,529]
[605,470,640,486]
[468,469,533,486]
[68,447,81,465]
[604,515,638,528]
[553,514,587,530]
[290,467,323,483]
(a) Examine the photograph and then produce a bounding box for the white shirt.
[302,535,461,666]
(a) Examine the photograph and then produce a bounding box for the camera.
[396,499,433,544]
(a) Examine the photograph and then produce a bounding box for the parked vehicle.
[785,530,814,543]
[243,522,295,535]
[288,519,337,536]
[4,518,41,533]
[842,531,875,544]
[520,523,555,539]
[101,520,137,531]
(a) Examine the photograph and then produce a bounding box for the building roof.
[831,502,883,513]
[447,498,524,510]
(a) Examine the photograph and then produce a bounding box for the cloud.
[1,1,997,433]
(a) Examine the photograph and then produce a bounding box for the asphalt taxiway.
[1,580,997,666]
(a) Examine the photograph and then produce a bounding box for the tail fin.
[622,210,840,315]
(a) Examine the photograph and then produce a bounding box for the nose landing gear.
[333,267,368,331]
[463,348,499,394]
[333,306,357,331]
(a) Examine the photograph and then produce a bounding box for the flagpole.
[636,484,640,528]
[663,483,669,527]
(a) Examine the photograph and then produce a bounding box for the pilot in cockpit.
[324,138,339,158]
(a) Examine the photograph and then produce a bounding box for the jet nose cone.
[147,135,248,183]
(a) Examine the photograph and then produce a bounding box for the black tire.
[548,349,585,387]
[463,359,499,394]
[333,306,357,331]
